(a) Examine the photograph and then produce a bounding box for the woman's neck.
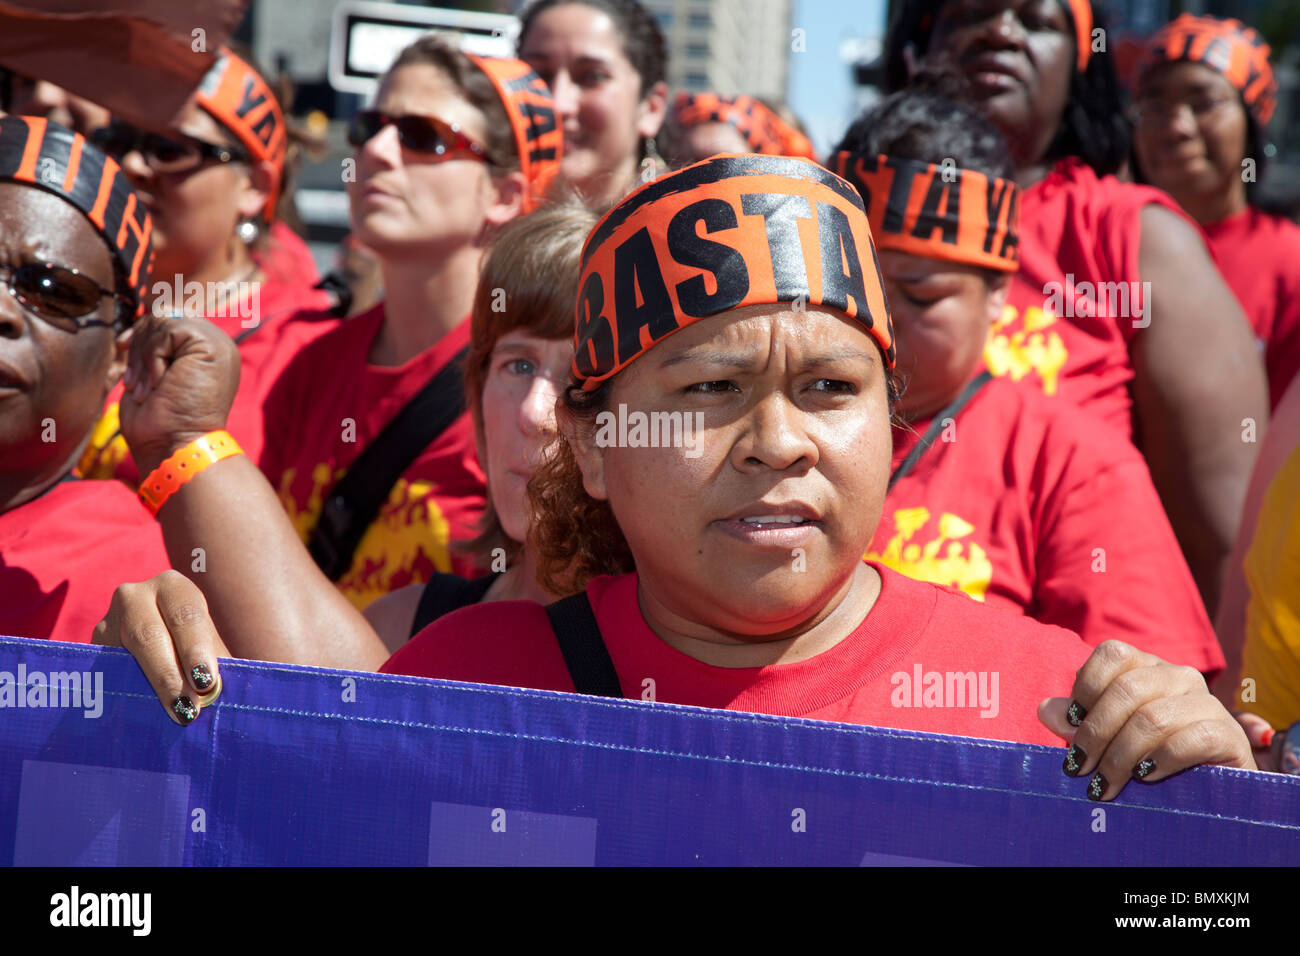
[485,547,554,605]
[0,437,91,515]
[1177,179,1248,226]
[159,235,258,291]
[368,244,483,367]
[638,562,883,668]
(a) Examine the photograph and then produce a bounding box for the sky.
[786,0,889,158]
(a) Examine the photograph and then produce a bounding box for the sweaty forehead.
[1140,60,1236,97]
[651,304,879,365]
[0,183,113,281]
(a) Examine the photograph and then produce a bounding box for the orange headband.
[1138,14,1276,126]
[1064,0,1093,73]
[0,115,153,318]
[829,151,1019,273]
[464,54,563,213]
[573,154,895,391]
[672,92,817,161]
[194,47,287,221]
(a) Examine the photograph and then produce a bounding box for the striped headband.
[573,153,895,391]
[0,115,152,319]
[1138,14,1276,126]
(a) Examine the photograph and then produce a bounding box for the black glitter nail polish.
[1133,758,1157,779]
[172,696,197,725]
[1064,743,1087,775]
[191,664,214,692]
[1067,700,1087,727]
[1087,772,1107,801]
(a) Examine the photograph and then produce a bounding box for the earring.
[639,136,662,183]
[237,219,261,245]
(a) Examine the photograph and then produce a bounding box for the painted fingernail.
[1087,772,1108,801]
[191,664,214,692]
[1133,758,1157,779]
[1067,700,1087,726]
[1064,743,1087,776]
[1261,728,1275,748]
[171,696,198,725]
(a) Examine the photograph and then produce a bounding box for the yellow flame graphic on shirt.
[866,506,993,601]
[984,304,1068,396]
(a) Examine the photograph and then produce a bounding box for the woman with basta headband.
[830,90,1222,673]
[0,116,170,644]
[1132,15,1300,411]
[250,39,563,610]
[76,47,337,484]
[517,0,669,208]
[662,92,817,169]
[887,0,1269,618]
[101,155,1268,795]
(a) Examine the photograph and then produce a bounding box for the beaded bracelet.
[137,430,243,517]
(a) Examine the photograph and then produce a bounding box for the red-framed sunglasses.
[347,110,493,163]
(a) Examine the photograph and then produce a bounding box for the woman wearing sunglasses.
[517,0,669,209]
[251,37,562,610]
[0,114,171,645]
[885,0,1268,620]
[76,47,337,485]
[1131,15,1300,412]
[99,155,1266,797]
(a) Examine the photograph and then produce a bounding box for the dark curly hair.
[883,0,1131,177]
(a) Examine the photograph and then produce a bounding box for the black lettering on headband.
[575,272,614,380]
[667,198,750,317]
[840,153,879,210]
[982,178,1012,255]
[882,157,921,234]
[999,189,1019,261]
[818,202,868,320]
[1199,36,1234,73]
[504,73,558,154]
[235,77,278,149]
[911,172,960,246]
[614,227,677,365]
[741,192,811,301]
[0,119,33,179]
[582,154,864,272]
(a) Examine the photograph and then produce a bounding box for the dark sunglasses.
[347,110,492,163]
[0,261,129,331]
[93,122,250,174]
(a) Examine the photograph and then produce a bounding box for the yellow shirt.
[1241,442,1300,728]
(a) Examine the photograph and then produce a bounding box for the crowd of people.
[3,0,1299,795]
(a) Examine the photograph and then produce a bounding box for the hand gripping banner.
[573,153,896,391]
[2,635,1298,866]
[829,151,1020,273]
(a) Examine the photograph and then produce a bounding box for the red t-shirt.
[382,565,1092,747]
[260,304,487,609]
[78,269,339,485]
[264,220,323,291]
[982,157,1196,439]
[0,479,170,643]
[1202,206,1300,410]
[867,376,1223,675]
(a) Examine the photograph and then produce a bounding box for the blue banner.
[2,635,1297,866]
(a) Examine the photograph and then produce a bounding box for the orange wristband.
[137,430,243,516]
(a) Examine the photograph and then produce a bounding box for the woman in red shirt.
[885,0,1269,617]
[1132,14,1300,411]
[101,155,1260,801]
[829,87,1222,673]
[0,116,170,643]
[76,47,337,482]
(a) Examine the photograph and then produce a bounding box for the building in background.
[641,0,793,98]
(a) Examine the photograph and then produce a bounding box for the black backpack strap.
[544,593,624,698]
[410,572,498,637]
[889,370,993,490]
[308,345,470,581]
